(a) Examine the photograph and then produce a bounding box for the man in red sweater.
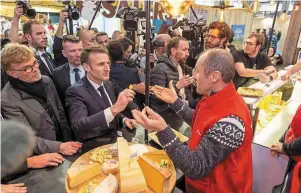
[132,48,253,193]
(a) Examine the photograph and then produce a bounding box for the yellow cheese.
[67,163,102,189]
[143,150,172,167]
[93,174,118,193]
[101,159,119,175]
[137,155,172,193]
[117,137,148,193]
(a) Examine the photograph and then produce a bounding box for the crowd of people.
[1,4,301,193]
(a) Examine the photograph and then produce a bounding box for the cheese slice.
[143,150,172,167]
[102,159,119,175]
[67,163,102,189]
[93,174,118,193]
[137,155,172,193]
[117,137,148,193]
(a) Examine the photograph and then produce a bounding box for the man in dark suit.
[107,40,144,111]
[52,35,84,106]
[65,46,137,150]
[1,43,81,156]
[23,19,56,78]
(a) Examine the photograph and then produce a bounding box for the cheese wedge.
[137,155,172,193]
[102,159,119,175]
[143,150,173,167]
[93,174,118,193]
[117,137,148,193]
[67,163,102,189]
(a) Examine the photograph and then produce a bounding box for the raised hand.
[176,75,194,90]
[111,89,135,116]
[151,80,178,104]
[132,107,167,132]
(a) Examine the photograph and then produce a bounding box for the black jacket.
[280,130,301,156]
[150,54,192,113]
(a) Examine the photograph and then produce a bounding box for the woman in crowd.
[267,47,283,66]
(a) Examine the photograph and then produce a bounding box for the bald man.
[111,30,124,40]
[139,34,171,71]
[78,29,96,48]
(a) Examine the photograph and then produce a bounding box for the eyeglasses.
[244,41,258,46]
[10,60,39,73]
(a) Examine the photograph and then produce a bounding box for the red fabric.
[290,162,301,193]
[285,105,301,162]
[186,83,253,193]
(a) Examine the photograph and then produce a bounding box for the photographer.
[8,5,24,43]
[53,11,69,66]
[139,34,171,72]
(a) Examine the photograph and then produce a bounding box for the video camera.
[15,0,36,19]
[62,0,80,20]
[117,7,146,31]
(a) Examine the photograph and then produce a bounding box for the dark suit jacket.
[65,76,138,150]
[52,63,71,105]
[1,75,71,154]
[110,63,144,110]
[36,53,54,78]
[53,36,68,67]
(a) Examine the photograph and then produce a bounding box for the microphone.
[1,120,35,177]
[169,18,188,31]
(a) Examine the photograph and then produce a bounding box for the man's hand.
[132,107,167,132]
[264,66,276,75]
[59,142,82,156]
[176,75,194,90]
[124,119,137,129]
[27,153,64,169]
[281,72,291,81]
[270,142,284,157]
[111,89,135,116]
[151,80,178,104]
[1,183,27,193]
[259,73,271,83]
[59,11,69,24]
[133,82,146,94]
[13,5,23,19]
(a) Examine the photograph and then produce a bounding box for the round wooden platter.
[65,143,177,193]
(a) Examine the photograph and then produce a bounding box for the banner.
[232,24,245,50]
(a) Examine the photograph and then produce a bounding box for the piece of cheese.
[102,159,119,175]
[67,163,102,189]
[143,150,172,167]
[137,155,172,193]
[117,137,148,193]
[93,174,118,193]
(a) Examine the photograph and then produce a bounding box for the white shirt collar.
[87,76,104,90]
[69,64,84,73]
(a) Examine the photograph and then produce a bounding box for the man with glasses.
[232,33,278,88]
[206,21,232,50]
[1,43,82,157]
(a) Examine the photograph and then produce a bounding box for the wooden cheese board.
[65,143,177,193]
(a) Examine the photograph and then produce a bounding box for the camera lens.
[71,11,80,20]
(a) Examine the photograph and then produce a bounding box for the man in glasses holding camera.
[232,33,278,88]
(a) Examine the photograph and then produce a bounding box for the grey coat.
[1,75,71,154]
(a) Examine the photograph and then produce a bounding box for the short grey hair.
[199,48,235,83]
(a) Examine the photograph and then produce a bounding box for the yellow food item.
[101,159,119,175]
[129,84,134,90]
[143,150,172,167]
[117,137,148,193]
[67,163,102,189]
[137,155,172,193]
[89,148,112,164]
[93,174,118,193]
[237,87,264,97]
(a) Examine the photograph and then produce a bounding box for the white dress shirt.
[87,77,114,126]
[69,64,85,85]
[37,50,52,72]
